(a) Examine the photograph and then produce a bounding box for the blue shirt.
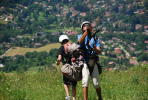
[77,34,101,55]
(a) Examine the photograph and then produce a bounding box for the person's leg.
[71,81,77,100]
[64,84,70,97]
[91,64,103,100]
[72,86,76,100]
[63,75,71,100]
[83,87,88,100]
[96,87,102,100]
[82,63,90,100]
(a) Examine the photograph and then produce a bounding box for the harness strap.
[85,35,97,54]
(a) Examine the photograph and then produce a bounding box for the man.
[77,21,103,100]
[57,35,77,100]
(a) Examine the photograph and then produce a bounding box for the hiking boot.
[65,96,71,100]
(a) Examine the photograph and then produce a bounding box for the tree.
[144,0,148,10]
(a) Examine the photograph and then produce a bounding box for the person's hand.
[93,46,102,54]
[57,55,62,65]
[84,26,92,32]
[82,24,92,32]
[71,57,76,62]
[57,60,61,65]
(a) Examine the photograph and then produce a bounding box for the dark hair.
[61,39,69,45]
[82,23,91,28]
[82,24,92,33]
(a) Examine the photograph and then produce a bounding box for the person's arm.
[78,25,93,44]
[94,39,102,54]
[57,55,62,65]
[77,31,88,44]
[56,46,63,65]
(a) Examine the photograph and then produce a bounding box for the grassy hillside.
[0,64,147,100]
[4,43,60,56]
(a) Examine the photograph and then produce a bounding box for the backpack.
[61,43,84,81]
[61,61,83,81]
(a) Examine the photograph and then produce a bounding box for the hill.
[0,0,148,71]
[0,64,147,100]
[0,0,147,37]
[3,43,60,56]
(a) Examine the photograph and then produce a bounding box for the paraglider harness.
[78,31,102,75]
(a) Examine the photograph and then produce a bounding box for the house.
[112,37,121,41]
[4,44,11,48]
[16,35,23,39]
[106,67,113,71]
[134,9,145,15]
[80,12,86,17]
[51,32,60,35]
[64,30,77,35]
[131,42,137,46]
[43,39,49,43]
[144,40,148,44]
[91,21,97,27]
[34,43,42,48]
[129,46,135,52]
[129,57,138,65]
[142,61,148,64]
[105,11,111,17]
[63,9,69,16]
[0,64,4,68]
[72,11,78,16]
[9,37,16,42]
[108,61,115,65]
[47,6,53,10]
[114,48,122,54]
[144,25,148,32]
[0,6,5,10]
[5,15,13,22]
[36,32,46,37]
[135,24,142,30]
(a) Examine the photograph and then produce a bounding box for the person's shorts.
[63,75,77,87]
[82,62,100,88]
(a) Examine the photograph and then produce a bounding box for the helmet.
[81,21,91,29]
[59,35,69,43]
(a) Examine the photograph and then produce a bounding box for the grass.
[0,64,148,100]
[4,43,60,56]
[0,19,7,24]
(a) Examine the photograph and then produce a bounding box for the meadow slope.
[0,64,147,100]
[4,43,60,56]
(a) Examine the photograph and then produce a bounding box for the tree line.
[0,48,58,72]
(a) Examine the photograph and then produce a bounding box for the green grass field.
[0,64,147,100]
[4,43,60,56]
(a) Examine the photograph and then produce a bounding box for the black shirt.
[57,46,71,64]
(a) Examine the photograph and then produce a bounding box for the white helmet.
[81,21,91,29]
[59,35,69,43]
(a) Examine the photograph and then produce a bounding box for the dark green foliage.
[0,0,147,36]
[74,3,90,12]
[144,0,148,10]
[1,48,58,72]
[138,53,148,61]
